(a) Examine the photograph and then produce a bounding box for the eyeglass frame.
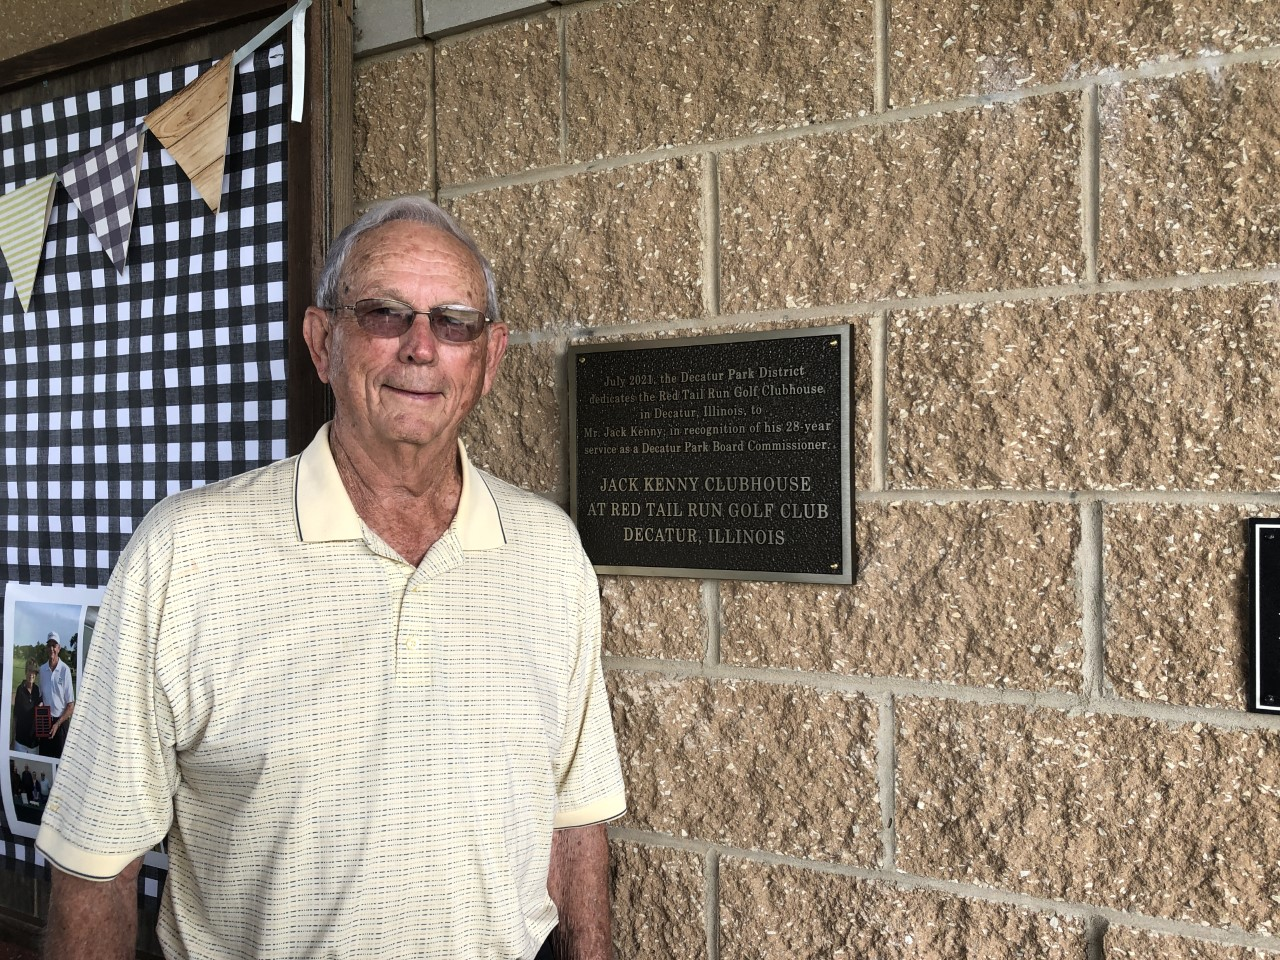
[325,298,494,343]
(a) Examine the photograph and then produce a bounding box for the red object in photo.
[33,705,51,739]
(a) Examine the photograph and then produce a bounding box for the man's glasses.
[330,298,491,343]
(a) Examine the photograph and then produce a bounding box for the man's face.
[303,221,508,460]
[47,643,59,666]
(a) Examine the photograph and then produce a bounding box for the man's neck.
[328,421,464,567]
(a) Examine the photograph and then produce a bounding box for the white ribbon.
[290,4,308,122]
[232,0,313,123]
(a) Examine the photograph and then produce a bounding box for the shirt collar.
[294,422,506,551]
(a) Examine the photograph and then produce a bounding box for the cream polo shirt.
[36,424,626,960]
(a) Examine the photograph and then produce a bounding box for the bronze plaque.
[568,327,851,583]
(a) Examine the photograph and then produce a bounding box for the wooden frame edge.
[288,0,353,454]
[0,0,289,93]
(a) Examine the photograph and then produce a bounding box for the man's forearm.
[44,860,141,960]
[548,823,613,960]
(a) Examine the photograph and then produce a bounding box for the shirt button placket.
[398,573,432,685]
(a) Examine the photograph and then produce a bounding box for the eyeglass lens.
[348,299,488,343]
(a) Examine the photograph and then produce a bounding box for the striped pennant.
[0,173,58,312]
[60,124,146,273]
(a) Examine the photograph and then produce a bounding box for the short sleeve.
[551,553,626,829]
[36,508,180,880]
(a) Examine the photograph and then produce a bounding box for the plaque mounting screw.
[830,563,839,569]
[579,357,586,363]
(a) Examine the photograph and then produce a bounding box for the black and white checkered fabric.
[0,46,290,881]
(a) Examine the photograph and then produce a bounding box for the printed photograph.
[8,755,54,825]
[2,583,100,841]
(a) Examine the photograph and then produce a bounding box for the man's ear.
[303,306,334,384]
[480,323,509,397]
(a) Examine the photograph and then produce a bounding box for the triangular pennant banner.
[0,173,58,312]
[59,124,146,272]
[144,54,235,213]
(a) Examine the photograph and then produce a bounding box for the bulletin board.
[0,45,290,587]
[0,0,351,896]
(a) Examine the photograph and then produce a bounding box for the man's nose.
[398,314,439,363]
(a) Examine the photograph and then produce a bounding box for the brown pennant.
[144,54,236,214]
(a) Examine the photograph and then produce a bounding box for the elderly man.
[37,197,626,960]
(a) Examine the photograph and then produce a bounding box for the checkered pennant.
[58,124,145,272]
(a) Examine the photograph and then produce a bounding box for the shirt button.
[406,639,419,651]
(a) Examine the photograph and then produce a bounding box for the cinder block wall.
[352,2,1280,957]
[5,0,1280,957]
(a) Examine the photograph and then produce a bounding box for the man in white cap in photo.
[38,631,74,759]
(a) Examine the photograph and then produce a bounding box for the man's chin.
[333,408,462,457]
[376,419,458,452]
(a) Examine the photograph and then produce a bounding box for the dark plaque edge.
[1250,518,1280,713]
[567,325,853,585]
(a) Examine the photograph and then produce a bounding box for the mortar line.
[602,656,1280,732]
[873,0,890,113]
[702,153,721,317]
[877,695,897,871]
[605,829,1280,951]
[435,42,1280,200]
[352,43,427,67]
[856,489,1280,506]
[870,311,888,492]
[421,5,573,44]
[1079,500,1107,703]
[548,0,611,17]
[703,579,721,666]
[499,267,1280,347]
[558,10,569,164]
[1081,85,1100,284]
[705,850,721,960]
[350,47,399,68]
